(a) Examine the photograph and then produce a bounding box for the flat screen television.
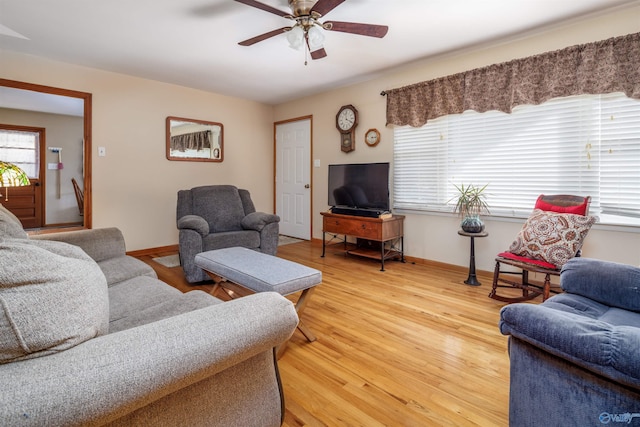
[328,162,390,214]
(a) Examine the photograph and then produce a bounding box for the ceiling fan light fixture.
[307,25,324,50]
[286,25,305,51]
[236,0,389,61]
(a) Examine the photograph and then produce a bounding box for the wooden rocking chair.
[488,194,591,303]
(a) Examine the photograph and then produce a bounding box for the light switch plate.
[98,146,106,157]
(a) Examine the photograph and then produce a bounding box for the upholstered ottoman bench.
[195,247,321,356]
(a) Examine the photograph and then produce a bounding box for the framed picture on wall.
[166,116,223,162]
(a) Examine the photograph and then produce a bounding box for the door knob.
[304,184,310,189]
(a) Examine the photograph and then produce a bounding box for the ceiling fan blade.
[234,0,290,17]
[324,21,389,38]
[238,27,291,46]
[310,48,328,60]
[310,0,345,17]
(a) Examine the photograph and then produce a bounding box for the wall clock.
[365,128,380,147]
[336,104,358,153]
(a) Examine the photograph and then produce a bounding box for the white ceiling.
[0,0,638,105]
[0,86,84,116]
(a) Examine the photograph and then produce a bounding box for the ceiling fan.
[235,0,388,61]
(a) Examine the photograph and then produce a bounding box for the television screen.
[328,162,390,211]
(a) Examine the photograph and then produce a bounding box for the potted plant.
[451,183,490,233]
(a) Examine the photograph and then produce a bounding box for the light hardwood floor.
[136,240,513,426]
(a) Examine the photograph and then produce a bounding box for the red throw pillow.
[534,195,589,215]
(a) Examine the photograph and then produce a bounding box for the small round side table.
[458,230,489,286]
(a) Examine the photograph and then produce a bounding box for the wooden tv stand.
[321,211,405,271]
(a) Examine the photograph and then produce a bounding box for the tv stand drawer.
[321,212,404,242]
[324,216,381,239]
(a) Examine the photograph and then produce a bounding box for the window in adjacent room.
[0,128,40,178]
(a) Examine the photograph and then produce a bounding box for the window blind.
[393,93,640,224]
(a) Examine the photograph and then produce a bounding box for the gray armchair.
[177,185,280,283]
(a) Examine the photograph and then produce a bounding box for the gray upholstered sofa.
[177,185,280,283]
[499,257,640,426]
[0,204,298,426]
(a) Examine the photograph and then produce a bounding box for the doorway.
[275,116,312,240]
[0,78,92,230]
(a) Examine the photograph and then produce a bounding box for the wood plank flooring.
[135,241,512,426]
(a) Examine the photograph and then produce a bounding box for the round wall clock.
[336,105,358,153]
[365,128,381,147]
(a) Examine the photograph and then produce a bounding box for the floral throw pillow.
[508,209,597,268]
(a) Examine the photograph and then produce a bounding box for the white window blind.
[393,93,640,225]
[600,97,640,218]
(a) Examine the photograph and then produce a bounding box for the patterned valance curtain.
[170,130,212,152]
[385,32,640,127]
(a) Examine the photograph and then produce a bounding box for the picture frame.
[166,116,223,162]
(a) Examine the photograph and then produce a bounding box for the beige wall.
[274,5,640,273]
[1,5,639,272]
[1,51,275,251]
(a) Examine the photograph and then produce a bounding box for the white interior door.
[275,118,311,240]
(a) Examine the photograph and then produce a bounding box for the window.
[0,129,40,178]
[393,93,640,226]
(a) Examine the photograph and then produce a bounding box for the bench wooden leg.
[294,288,317,342]
[210,282,221,295]
[203,269,319,358]
[297,321,316,342]
[276,288,318,359]
[276,342,288,359]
